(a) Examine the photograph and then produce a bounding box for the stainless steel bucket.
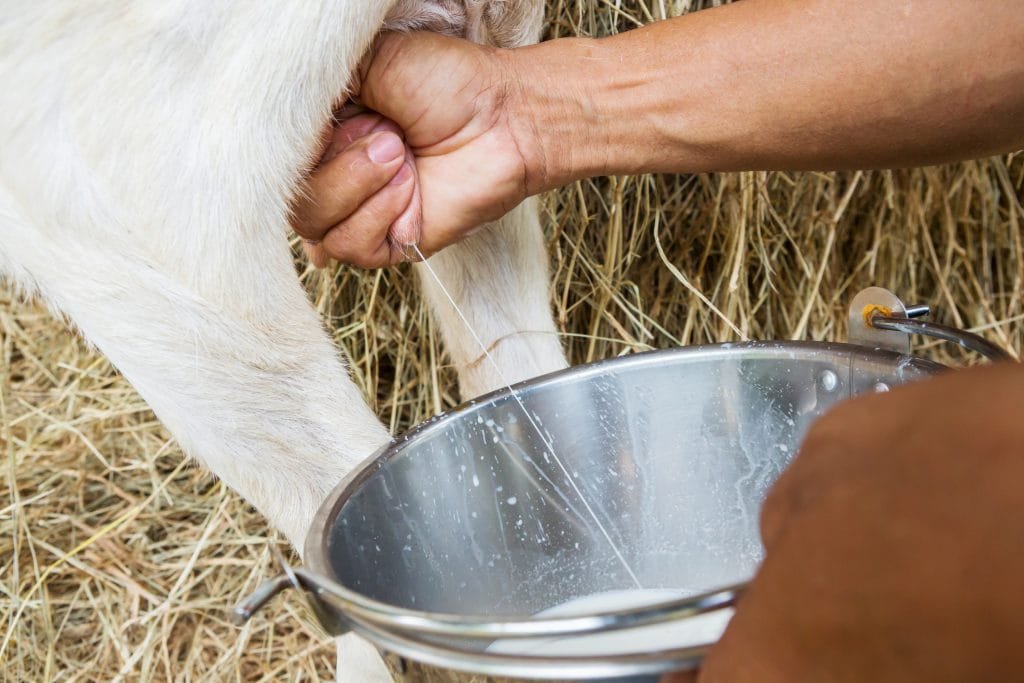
[235,289,1009,681]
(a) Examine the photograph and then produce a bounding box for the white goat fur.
[0,1,566,679]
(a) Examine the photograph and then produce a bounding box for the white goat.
[0,0,566,679]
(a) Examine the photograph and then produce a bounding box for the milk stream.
[411,245,642,589]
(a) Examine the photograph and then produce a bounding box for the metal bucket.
[235,289,1009,681]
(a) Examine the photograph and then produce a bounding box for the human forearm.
[510,0,1024,191]
[308,1,1022,264]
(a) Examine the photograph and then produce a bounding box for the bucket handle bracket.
[848,287,1012,362]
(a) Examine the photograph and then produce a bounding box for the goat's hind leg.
[413,0,567,400]
[417,198,568,398]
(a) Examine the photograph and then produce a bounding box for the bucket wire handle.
[869,313,1012,362]
[233,574,297,626]
[233,557,350,635]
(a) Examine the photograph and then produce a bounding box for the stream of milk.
[413,245,641,588]
[393,252,739,664]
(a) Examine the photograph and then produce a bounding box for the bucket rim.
[295,341,943,676]
[304,340,942,620]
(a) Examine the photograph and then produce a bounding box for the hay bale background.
[2,1,1022,680]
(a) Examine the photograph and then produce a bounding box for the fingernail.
[388,162,413,185]
[367,134,404,164]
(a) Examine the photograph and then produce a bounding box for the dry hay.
[3,1,1023,681]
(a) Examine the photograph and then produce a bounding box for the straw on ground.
[3,1,1023,681]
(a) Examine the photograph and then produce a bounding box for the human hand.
[291,111,419,268]
[296,1,1024,269]
[664,361,1024,683]
[292,31,547,267]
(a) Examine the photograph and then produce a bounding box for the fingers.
[292,126,406,242]
[294,111,424,268]
[321,113,402,164]
[318,156,419,268]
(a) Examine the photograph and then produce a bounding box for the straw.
[3,1,1022,680]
